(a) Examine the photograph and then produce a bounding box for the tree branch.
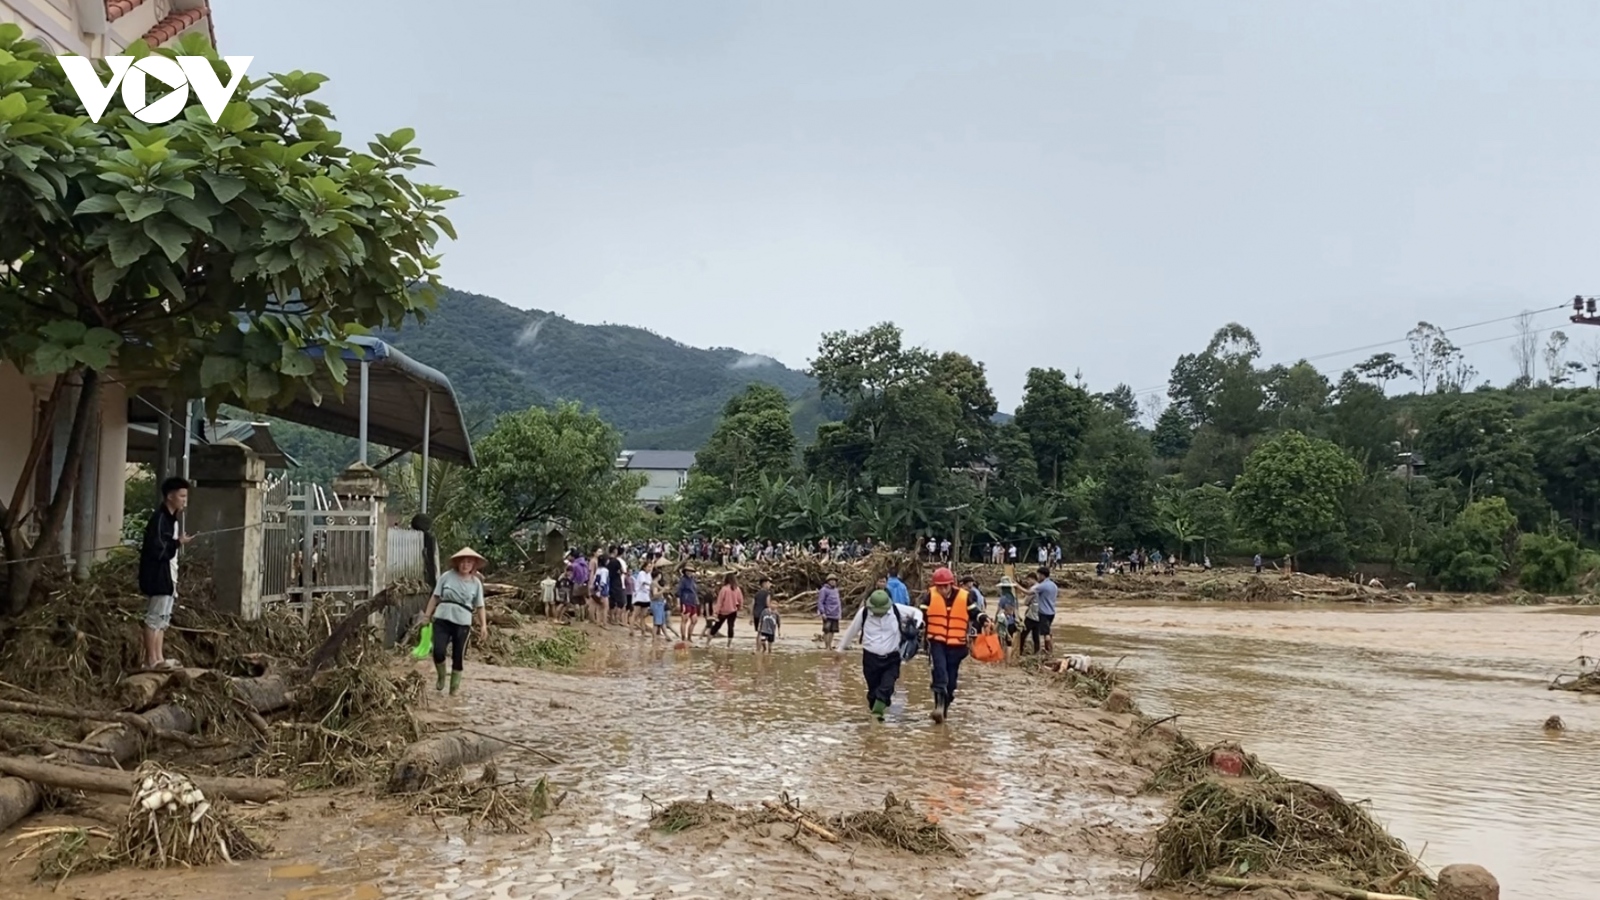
[4,375,66,533]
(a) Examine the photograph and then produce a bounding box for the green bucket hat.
[867,589,892,614]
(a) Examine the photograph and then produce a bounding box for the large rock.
[1436,864,1499,900]
[1101,689,1136,714]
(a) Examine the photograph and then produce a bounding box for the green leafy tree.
[1013,367,1093,488]
[1526,391,1600,541]
[0,32,455,611]
[982,494,1067,559]
[990,421,1041,494]
[1261,360,1331,434]
[1156,481,1233,559]
[784,476,851,540]
[682,383,799,526]
[456,404,643,561]
[1420,497,1516,591]
[1151,405,1193,460]
[1231,430,1361,559]
[1167,323,1263,434]
[929,351,998,465]
[1328,372,1400,469]
[1516,531,1581,594]
[1415,396,1546,528]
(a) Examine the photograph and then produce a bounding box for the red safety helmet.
[932,567,956,586]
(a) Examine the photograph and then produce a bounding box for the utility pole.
[1571,295,1600,326]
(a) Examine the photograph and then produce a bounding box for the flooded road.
[6,601,1593,900]
[1065,601,1600,900]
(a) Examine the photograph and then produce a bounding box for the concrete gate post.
[187,441,266,620]
[333,462,388,598]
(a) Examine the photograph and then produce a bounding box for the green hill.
[381,287,817,442]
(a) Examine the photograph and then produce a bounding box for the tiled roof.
[105,0,148,22]
[141,6,207,47]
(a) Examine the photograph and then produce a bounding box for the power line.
[1123,303,1569,400]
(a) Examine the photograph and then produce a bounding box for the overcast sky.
[227,0,1600,409]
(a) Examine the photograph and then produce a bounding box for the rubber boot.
[449,671,463,696]
[871,700,888,721]
[434,662,447,692]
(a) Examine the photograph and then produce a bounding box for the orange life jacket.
[924,587,970,647]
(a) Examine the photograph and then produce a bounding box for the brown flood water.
[1065,601,1600,900]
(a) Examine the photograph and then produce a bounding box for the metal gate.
[260,478,374,617]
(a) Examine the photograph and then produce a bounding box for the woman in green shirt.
[422,547,489,695]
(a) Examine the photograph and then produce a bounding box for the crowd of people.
[551,540,1069,724]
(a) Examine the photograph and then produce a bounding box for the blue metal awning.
[284,335,475,467]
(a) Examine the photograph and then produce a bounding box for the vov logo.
[57,55,252,124]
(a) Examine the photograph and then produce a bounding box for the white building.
[1,0,215,56]
[617,450,696,508]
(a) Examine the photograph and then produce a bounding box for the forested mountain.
[380,288,815,438]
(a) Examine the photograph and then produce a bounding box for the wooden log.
[388,731,507,794]
[1205,874,1415,900]
[760,800,839,842]
[115,668,208,711]
[0,776,41,834]
[55,704,196,768]
[0,756,286,803]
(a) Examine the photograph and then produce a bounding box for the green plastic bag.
[411,622,433,659]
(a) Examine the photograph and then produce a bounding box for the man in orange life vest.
[919,567,986,723]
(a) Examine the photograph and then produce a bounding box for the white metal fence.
[259,478,375,617]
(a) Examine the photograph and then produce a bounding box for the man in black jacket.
[139,478,192,669]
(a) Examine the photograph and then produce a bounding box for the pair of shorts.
[609,594,626,610]
[758,632,775,644]
[145,594,175,630]
[1036,613,1055,636]
[632,599,651,608]
[651,602,667,626]
[822,617,840,634]
[682,602,700,616]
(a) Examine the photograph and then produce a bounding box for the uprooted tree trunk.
[0,755,285,803]
[0,671,294,832]
[1,368,102,616]
[0,777,40,835]
[388,731,506,794]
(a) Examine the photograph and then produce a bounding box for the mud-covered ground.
[0,619,1191,900]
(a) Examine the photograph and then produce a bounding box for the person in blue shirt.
[885,565,912,607]
[1024,566,1058,655]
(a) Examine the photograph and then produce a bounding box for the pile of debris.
[1145,775,1433,897]
[1550,652,1600,694]
[647,790,964,857]
[0,554,438,851]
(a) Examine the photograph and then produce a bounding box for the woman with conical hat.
[421,547,489,695]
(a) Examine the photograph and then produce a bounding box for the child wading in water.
[649,570,669,642]
[757,604,780,653]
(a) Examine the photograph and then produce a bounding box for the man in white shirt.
[836,587,925,721]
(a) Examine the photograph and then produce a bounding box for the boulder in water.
[1437,863,1499,900]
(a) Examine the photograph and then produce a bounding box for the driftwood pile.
[0,557,433,851]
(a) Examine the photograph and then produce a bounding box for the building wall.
[1,0,207,56]
[0,363,129,561]
[634,468,689,504]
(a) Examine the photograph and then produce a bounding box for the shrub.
[1517,532,1582,594]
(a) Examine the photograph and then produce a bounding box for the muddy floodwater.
[1066,601,1600,900]
[5,600,1595,900]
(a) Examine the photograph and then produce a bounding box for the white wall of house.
[634,467,689,504]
